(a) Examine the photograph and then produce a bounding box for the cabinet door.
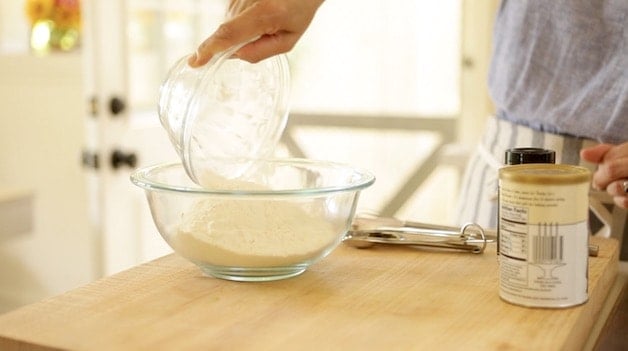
[83,0,226,275]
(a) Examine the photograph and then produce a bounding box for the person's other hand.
[188,0,324,67]
[580,142,628,209]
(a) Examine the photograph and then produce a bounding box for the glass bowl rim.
[130,158,375,196]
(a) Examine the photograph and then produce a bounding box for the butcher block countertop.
[0,236,621,351]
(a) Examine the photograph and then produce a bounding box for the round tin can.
[498,164,591,308]
[497,148,556,257]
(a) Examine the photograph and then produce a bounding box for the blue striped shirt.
[489,0,627,144]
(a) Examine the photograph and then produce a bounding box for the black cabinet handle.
[111,150,137,169]
[109,96,126,115]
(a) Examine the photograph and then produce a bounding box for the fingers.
[611,179,628,209]
[591,156,628,190]
[227,0,246,17]
[589,149,628,191]
[580,143,613,163]
[581,142,628,192]
[189,0,323,67]
[613,195,628,209]
[189,2,277,67]
[189,20,259,67]
[606,179,628,196]
[234,32,298,62]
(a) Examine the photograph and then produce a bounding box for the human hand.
[580,142,628,209]
[188,0,324,67]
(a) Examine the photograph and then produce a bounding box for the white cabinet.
[0,54,95,312]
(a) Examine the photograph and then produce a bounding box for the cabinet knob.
[111,150,137,169]
[109,96,126,115]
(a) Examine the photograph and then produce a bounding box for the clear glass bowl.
[131,159,375,282]
[158,46,290,185]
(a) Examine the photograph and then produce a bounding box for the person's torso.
[489,0,627,144]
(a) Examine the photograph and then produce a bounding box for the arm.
[580,143,628,209]
[188,0,324,67]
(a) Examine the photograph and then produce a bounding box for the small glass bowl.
[158,45,290,185]
[131,159,375,281]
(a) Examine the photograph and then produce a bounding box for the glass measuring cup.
[158,43,290,186]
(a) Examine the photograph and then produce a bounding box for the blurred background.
[0,0,497,312]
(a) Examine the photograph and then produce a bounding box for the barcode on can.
[531,223,564,264]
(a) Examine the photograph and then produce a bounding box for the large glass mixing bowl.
[131,159,375,282]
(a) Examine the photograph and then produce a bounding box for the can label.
[498,165,590,308]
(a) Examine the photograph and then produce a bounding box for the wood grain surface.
[0,236,619,351]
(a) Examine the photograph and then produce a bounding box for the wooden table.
[0,236,620,351]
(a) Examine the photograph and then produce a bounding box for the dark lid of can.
[504,147,556,165]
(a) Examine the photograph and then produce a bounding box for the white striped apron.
[454,117,627,258]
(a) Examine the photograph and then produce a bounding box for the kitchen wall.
[0,53,96,313]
